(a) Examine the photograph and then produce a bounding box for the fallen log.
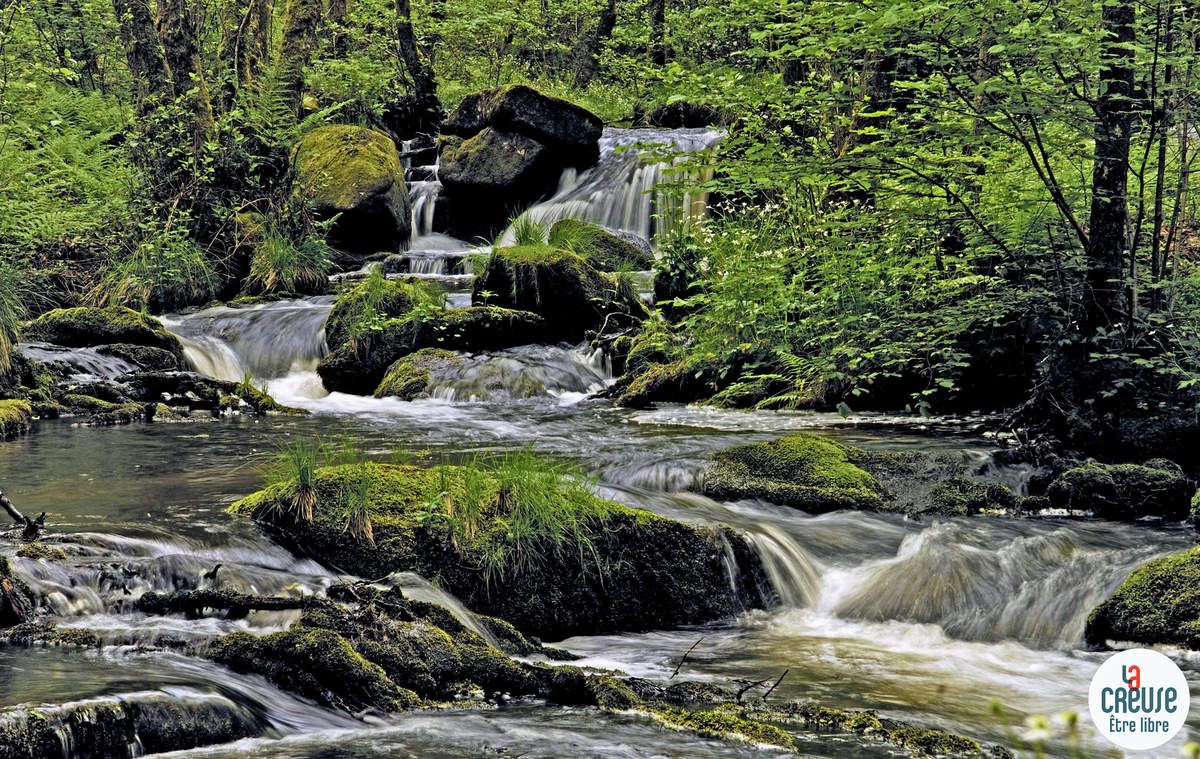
[137,589,314,620]
[0,490,45,540]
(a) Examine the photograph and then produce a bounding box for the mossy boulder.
[702,434,886,513]
[324,277,431,349]
[94,343,185,371]
[473,245,646,341]
[444,85,603,156]
[549,219,654,270]
[231,462,770,638]
[612,354,724,408]
[1085,547,1200,648]
[0,400,32,439]
[292,125,411,259]
[24,307,184,359]
[317,307,547,395]
[1046,459,1193,520]
[374,348,463,399]
[927,476,1019,517]
[439,86,602,237]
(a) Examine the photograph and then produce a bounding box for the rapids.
[4,128,1199,757]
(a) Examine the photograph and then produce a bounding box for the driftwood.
[137,589,313,620]
[0,490,45,540]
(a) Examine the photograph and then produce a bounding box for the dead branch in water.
[0,490,44,540]
[670,636,704,679]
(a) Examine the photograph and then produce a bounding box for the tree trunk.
[329,0,349,55]
[158,0,215,153]
[279,0,322,116]
[1085,0,1136,332]
[111,0,173,115]
[572,0,618,87]
[649,0,666,66]
[395,0,441,129]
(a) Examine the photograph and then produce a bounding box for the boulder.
[231,461,770,638]
[1046,459,1193,520]
[438,86,603,237]
[374,348,463,399]
[443,85,602,157]
[472,246,646,341]
[292,125,412,260]
[317,307,547,395]
[0,400,31,439]
[95,343,185,372]
[324,276,434,349]
[702,434,886,512]
[549,219,654,270]
[1085,547,1200,648]
[24,307,184,360]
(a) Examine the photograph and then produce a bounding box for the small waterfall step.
[384,249,472,276]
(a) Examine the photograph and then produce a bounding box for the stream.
[3,128,1199,758]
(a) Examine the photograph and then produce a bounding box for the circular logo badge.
[1089,648,1190,751]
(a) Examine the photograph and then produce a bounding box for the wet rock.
[702,434,886,513]
[374,348,464,399]
[1046,459,1193,520]
[927,476,1018,517]
[324,276,434,349]
[95,343,185,372]
[548,219,654,271]
[612,354,723,408]
[231,461,770,638]
[317,307,547,395]
[1085,546,1200,648]
[0,557,34,628]
[473,245,646,342]
[0,400,31,440]
[439,85,602,237]
[292,125,412,261]
[24,307,184,360]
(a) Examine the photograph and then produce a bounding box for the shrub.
[246,227,334,295]
[89,225,217,312]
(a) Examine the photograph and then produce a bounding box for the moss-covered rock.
[292,125,411,258]
[0,400,32,439]
[703,434,886,513]
[24,307,184,358]
[927,476,1019,517]
[94,343,185,371]
[325,277,432,349]
[439,86,602,237]
[1085,546,1200,648]
[374,348,463,399]
[612,354,724,408]
[1046,459,1193,520]
[231,461,769,638]
[548,219,654,271]
[473,245,646,341]
[318,307,547,395]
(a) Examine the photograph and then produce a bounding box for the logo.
[1089,648,1190,751]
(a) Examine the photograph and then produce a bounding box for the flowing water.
[5,129,1200,757]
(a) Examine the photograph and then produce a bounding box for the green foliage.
[246,227,334,294]
[507,214,548,247]
[0,260,26,373]
[88,224,218,312]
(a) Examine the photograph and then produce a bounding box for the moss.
[927,476,1018,516]
[473,245,646,341]
[1085,546,1200,648]
[886,725,982,756]
[588,675,640,710]
[642,704,797,751]
[1048,460,1193,519]
[15,542,67,561]
[318,307,547,395]
[0,400,31,439]
[440,128,552,193]
[613,355,723,408]
[548,219,653,271]
[24,307,183,356]
[292,125,411,255]
[325,277,433,349]
[702,434,885,513]
[230,461,770,638]
[844,710,885,734]
[206,627,419,712]
[94,343,183,371]
[374,348,463,399]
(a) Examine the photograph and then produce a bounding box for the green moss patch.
[24,307,183,357]
[325,276,439,349]
[1085,546,1200,648]
[0,400,32,439]
[375,348,463,399]
[702,434,886,512]
[231,458,769,638]
[1047,459,1194,520]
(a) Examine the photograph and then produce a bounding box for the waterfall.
[17,343,138,380]
[160,297,333,383]
[743,524,822,608]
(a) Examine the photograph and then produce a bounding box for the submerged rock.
[439,86,602,237]
[548,219,654,271]
[318,307,546,395]
[473,245,646,342]
[374,348,464,399]
[1085,546,1200,648]
[702,434,886,513]
[24,307,184,360]
[231,461,770,638]
[292,125,412,260]
[1046,459,1193,520]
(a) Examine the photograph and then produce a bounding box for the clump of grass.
[505,213,547,247]
[90,227,217,312]
[547,218,601,254]
[342,469,375,545]
[262,437,331,522]
[246,228,333,294]
[0,260,25,373]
